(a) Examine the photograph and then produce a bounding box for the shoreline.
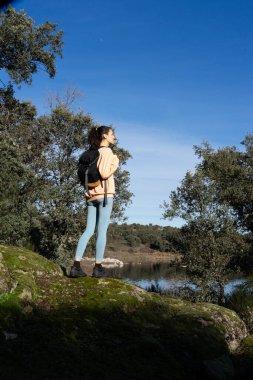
[105,250,182,264]
[81,250,182,275]
[83,250,182,265]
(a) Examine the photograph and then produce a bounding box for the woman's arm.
[98,148,119,179]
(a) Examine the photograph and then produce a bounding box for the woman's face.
[104,129,115,145]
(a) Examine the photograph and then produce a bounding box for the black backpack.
[77,147,108,205]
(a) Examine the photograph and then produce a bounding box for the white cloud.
[114,121,199,226]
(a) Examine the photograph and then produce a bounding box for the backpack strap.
[98,147,109,207]
[103,179,108,207]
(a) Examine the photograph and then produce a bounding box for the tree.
[194,136,253,234]
[112,146,133,222]
[0,7,133,266]
[0,5,63,246]
[0,6,63,85]
[27,102,94,260]
[161,146,249,304]
[0,89,133,264]
[0,85,41,246]
[125,234,141,247]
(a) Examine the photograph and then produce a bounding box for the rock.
[0,245,252,380]
[0,245,63,304]
[82,257,124,268]
[22,305,33,314]
[101,257,124,268]
[203,354,235,380]
[18,288,32,301]
[3,331,18,341]
[200,305,248,351]
[18,255,27,261]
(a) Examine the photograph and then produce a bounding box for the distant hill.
[105,223,187,256]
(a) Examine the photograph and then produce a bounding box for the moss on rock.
[0,245,252,380]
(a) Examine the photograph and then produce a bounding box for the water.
[106,261,247,296]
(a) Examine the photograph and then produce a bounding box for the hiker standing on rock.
[70,126,119,278]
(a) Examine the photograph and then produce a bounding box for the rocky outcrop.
[82,256,124,268]
[0,245,252,380]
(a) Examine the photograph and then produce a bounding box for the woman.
[70,125,119,278]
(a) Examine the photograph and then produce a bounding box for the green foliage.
[194,136,253,234]
[0,85,41,246]
[0,89,133,265]
[225,281,253,333]
[29,103,93,260]
[125,234,142,247]
[0,6,63,85]
[112,150,133,221]
[0,6,132,266]
[162,136,252,304]
[107,223,186,253]
[33,101,132,262]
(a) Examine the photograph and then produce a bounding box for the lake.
[106,261,247,296]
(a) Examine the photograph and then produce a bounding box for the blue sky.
[5,0,252,226]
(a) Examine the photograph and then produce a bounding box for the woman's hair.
[88,125,112,148]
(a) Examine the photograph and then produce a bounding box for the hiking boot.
[92,263,107,278]
[70,265,87,278]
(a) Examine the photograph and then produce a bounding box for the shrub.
[225,281,253,332]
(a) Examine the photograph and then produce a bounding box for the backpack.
[77,147,108,205]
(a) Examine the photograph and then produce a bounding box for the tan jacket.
[86,147,119,202]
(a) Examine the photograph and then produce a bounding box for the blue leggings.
[75,197,113,262]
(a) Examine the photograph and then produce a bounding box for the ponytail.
[88,125,112,148]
